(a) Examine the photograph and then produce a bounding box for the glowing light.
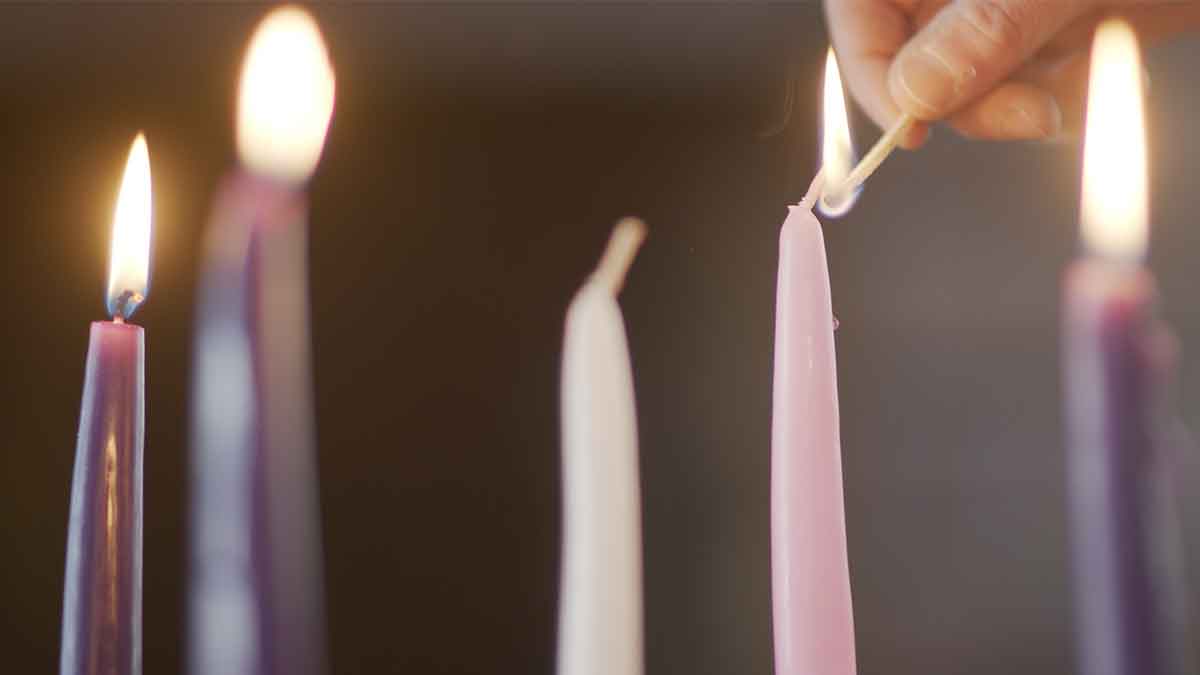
[106,134,152,320]
[237,6,336,184]
[1081,20,1147,262]
[818,48,858,217]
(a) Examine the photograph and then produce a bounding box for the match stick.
[825,114,915,201]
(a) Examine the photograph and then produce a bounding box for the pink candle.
[60,134,153,675]
[188,9,335,675]
[770,186,855,675]
[770,49,857,675]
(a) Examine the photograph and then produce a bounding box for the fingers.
[826,0,932,147]
[945,81,1062,139]
[945,1,1193,143]
[887,0,1093,120]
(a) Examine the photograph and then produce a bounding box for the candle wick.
[593,217,648,295]
[802,169,826,207]
[109,289,144,323]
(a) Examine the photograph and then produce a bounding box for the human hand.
[826,0,1200,146]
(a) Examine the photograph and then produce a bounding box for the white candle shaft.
[557,265,643,675]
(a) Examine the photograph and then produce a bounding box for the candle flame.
[106,133,152,320]
[1081,20,1147,262]
[237,6,336,184]
[818,48,858,217]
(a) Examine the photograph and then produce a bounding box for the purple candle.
[188,9,335,675]
[1063,20,1191,675]
[61,134,152,675]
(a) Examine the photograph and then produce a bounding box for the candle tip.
[593,217,647,294]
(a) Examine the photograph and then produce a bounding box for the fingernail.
[891,45,963,116]
[1002,94,1062,139]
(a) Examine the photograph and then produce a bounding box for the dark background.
[3,3,1200,674]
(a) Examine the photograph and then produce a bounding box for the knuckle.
[957,0,1027,50]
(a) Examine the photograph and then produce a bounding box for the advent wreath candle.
[188,8,336,675]
[1063,20,1192,675]
[60,134,153,675]
[770,48,858,675]
[557,218,647,675]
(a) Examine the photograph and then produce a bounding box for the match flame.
[237,6,336,184]
[106,133,152,320]
[818,48,858,217]
[1081,20,1147,262]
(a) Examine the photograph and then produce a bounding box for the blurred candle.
[188,8,335,675]
[770,48,857,675]
[1064,20,1192,675]
[60,134,152,675]
[557,219,646,675]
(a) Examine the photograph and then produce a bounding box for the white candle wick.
[591,217,647,294]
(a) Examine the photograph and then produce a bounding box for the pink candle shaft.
[771,203,856,675]
[61,321,144,675]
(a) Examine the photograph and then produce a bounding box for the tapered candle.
[557,218,646,675]
[60,134,153,675]
[188,8,335,675]
[770,48,857,675]
[1064,20,1192,675]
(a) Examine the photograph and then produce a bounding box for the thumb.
[887,0,1092,120]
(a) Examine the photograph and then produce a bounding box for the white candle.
[557,218,646,675]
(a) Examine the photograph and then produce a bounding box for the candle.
[557,218,647,675]
[770,48,857,675]
[188,8,335,675]
[60,134,153,675]
[1064,20,1192,675]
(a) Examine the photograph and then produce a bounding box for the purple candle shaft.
[61,321,144,675]
[1063,261,1190,675]
[189,173,326,675]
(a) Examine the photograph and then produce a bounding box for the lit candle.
[557,218,646,675]
[770,48,857,675]
[1064,20,1191,675]
[188,8,335,675]
[60,134,153,675]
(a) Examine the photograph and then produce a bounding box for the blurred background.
[2,2,1200,674]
